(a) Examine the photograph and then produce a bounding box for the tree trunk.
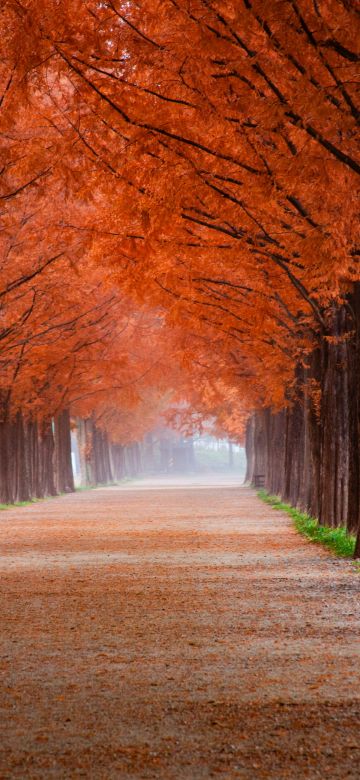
[54,410,75,494]
[247,282,360,551]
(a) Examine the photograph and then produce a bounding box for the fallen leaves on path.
[0,480,359,779]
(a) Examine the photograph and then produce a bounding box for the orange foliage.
[0,1,358,443]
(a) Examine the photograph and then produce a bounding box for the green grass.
[0,479,132,510]
[0,492,66,510]
[0,496,47,510]
[258,489,356,558]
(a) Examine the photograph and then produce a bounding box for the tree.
[0,1,359,552]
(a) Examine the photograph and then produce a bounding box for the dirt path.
[1,478,359,779]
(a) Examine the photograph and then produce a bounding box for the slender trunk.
[15,412,30,502]
[245,417,255,483]
[54,410,75,494]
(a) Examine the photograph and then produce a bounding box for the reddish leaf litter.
[0,476,359,779]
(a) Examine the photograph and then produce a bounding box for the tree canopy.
[0,0,359,447]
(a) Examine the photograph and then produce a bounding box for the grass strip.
[0,496,54,510]
[0,479,132,510]
[258,489,356,558]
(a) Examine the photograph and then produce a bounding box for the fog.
[71,433,246,487]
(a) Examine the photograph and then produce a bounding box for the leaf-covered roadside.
[258,490,357,559]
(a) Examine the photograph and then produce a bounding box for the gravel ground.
[0,478,359,779]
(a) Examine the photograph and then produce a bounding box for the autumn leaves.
[0,2,359,502]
